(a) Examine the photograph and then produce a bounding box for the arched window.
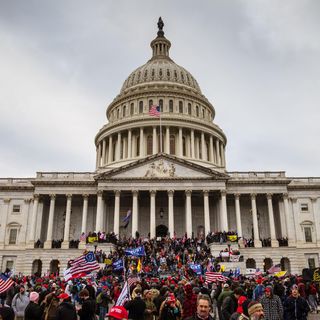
[117,108,120,119]
[170,134,175,155]
[263,258,273,272]
[202,108,205,118]
[32,259,42,276]
[123,105,126,117]
[139,101,143,114]
[159,99,163,112]
[246,258,256,269]
[169,100,173,112]
[147,135,153,155]
[188,103,191,115]
[196,105,199,117]
[179,101,183,113]
[130,103,134,115]
[50,260,60,274]
[280,257,291,273]
[149,99,153,107]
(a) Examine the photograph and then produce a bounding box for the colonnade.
[96,127,226,168]
[26,191,299,249]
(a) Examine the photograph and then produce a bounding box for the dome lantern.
[150,17,171,61]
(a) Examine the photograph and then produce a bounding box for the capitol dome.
[95,18,227,172]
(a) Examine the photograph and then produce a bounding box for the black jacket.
[221,294,238,320]
[55,301,77,320]
[124,296,146,320]
[25,302,44,320]
[284,295,310,320]
[78,298,96,320]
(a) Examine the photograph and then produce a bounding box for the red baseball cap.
[57,293,70,300]
[107,306,128,319]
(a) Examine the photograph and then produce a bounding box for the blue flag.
[124,246,146,257]
[112,259,124,271]
[189,264,202,275]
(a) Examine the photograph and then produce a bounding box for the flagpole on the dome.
[159,105,162,153]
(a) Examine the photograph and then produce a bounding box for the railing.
[228,171,286,179]
[36,172,95,180]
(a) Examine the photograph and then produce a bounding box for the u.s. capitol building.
[0,19,319,276]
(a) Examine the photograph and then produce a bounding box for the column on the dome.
[179,128,183,157]
[220,143,225,166]
[191,129,195,158]
[168,190,174,237]
[283,193,295,246]
[108,135,113,163]
[201,132,206,161]
[139,128,144,157]
[62,194,72,249]
[234,194,243,245]
[220,190,228,231]
[95,190,103,232]
[97,143,102,167]
[165,126,170,154]
[150,190,156,238]
[195,136,200,159]
[132,190,139,237]
[132,134,137,157]
[185,190,192,238]
[209,136,214,162]
[267,193,279,247]
[128,129,132,158]
[186,135,191,157]
[114,190,121,236]
[311,198,320,244]
[116,132,121,161]
[81,194,89,233]
[102,139,106,165]
[203,190,210,234]
[216,139,221,166]
[96,146,99,168]
[123,137,127,159]
[152,127,157,154]
[251,194,262,247]
[44,194,56,249]
[28,194,39,247]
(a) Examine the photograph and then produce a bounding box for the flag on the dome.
[0,274,14,294]
[149,105,160,117]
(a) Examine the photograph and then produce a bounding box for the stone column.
[283,193,295,246]
[152,127,157,154]
[220,143,225,166]
[108,135,113,163]
[165,126,170,154]
[97,143,102,167]
[201,132,206,160]
[79,194,89,249]
[44,194,56,249]
[128,129,132,158]
[123,137,127,159]
[311,198,320,244]
[185,190,193,238]
[95,190,103,232]
[116,132,122,161]
[191,129,195,158]
[150,190,156,238]
[139,128,144,157]
[0,198,10,249]
[216,139,221,166]
[102,139,106,165]
[27,194,39,248]
[267,193,279,247]
[96,146,99,168]
[209,136,214,162]
[291,198,303,244]
[179,128,183,157]
[251,194,262,247]
[220,191,228,231]
[114,191,121,236]
[234,194,243,246]
[62,194,72,249]
[132,134,137,157]
[132,190,139,237]
[203,190,210,235]
[168,190,174,237]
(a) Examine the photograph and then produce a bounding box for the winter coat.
[42,293,59,320]
[260,293,283,320]
[55,301,77,320]
[25,302,44,320]
[221,294,238,320]
[284,295,310,320]
[124,296,146,320]
[12,292,29,317]
[182,285,197,319]
[77,298,96,320]
[0,305,15,320]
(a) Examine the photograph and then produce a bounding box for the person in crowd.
[260,286,283,320]
[41,292,59,320]
[143,289,157,320]
[221,287,244,320]
[182,283,197,319]
[247,301,264,320]
[185,294,213,320]
[159,293,181,320]
[77,289,96,320]
[217,283,232,319]
[124,288,146,320]
[96,286,113,320]
[307,281,318,313]
[283,284,310,320]
[107,306,128,320]
[11,285,29,320]
[55,293,77,320]
[0,302,14,320]
[24,292,43,320]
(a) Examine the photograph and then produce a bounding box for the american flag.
[127,275,140,288]
[267,264,281,274]
[0,274,14,294]
[116,281,129,306]
[149,105,160,117]
[64,251,100,280]
[205,272,228,284]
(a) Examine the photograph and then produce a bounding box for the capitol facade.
[0,19,319,276]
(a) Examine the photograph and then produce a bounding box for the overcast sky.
[0,0,319,178]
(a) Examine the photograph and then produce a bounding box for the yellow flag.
[275,270,287,278]
[137,258,142,272]
[220,264,226,272]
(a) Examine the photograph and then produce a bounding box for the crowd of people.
[0,234,318,320]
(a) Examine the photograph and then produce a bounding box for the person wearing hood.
[24,292,44,320]
[11,285,29,320]
[260,286,283,320]
[55,293,77,320]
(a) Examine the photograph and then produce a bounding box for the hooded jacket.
[12,292,29,317]
[260,287,283,320]
[56,301,77,320]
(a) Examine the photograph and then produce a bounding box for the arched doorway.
[156,224,168,238]
[50,260,60,275]
[280,257,291,273]
[246,258,256,269]
[32,259,42,276]
[264,258,273,272]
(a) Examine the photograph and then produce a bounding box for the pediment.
[95,154,229,181]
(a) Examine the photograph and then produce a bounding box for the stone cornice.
[227,179,289,186]
[31,180,96,186]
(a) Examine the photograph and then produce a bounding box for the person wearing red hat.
[159,293,181,320]
[260,286,283,320]
[56,293,77,320]
[107,306,128,320]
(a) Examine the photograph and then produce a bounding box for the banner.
[112,259,124,271]
[229,254,240,262]
[189,264,202,275]
[227,235,238,242]
[125,246,146,257]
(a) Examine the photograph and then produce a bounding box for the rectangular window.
[9,229,18,244]
[12,205,20,214]
[6,261,14,270]
[304,227,312,242]
[308,258,316,269]
[300,203,309,212]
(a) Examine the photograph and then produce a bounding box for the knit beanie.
[29,291,39,302]
[248,301,263,316]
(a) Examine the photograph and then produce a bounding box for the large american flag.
[127,275,140,288]
[205,272,228,284]
[0,274,14,294]
[149,105,160,117]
